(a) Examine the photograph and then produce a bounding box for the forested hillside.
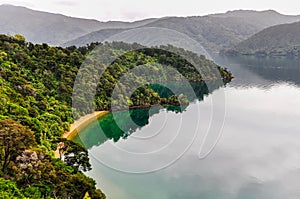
[0,34,231,198]
[2,5,300,53]
[64,10,300,52]
[0,34,105,198]
[224,21,300,57]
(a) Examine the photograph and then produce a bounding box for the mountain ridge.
[0,4,159,45]
[63,9,300,52]
[224,21,300,57]
[2,4,300,53]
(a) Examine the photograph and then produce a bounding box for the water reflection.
[75,80,227,148]
[213,55,300,88]
[75,55,300,199]
[83,83,300,199]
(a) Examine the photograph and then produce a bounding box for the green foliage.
[0,34,232,198]
[55,138,92,172]
[0,119,36,173]
[13,34,26,43]
[74,42,232,116]
[0,34,80,146]
[88,189,106,199]
[21,186,42,199]
[0,178,25,199]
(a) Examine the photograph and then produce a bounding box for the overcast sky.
[0,0,299,21]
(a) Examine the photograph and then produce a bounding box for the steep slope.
[0,34,232,197]
[64,27,211,58]
[0,4,157,45]
[64,10,300,53]
[0,34,107,198]
[225,21,300,57]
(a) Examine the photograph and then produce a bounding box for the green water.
[74,80,225,148]
[74,55,300,199]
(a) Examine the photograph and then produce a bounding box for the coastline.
[53,78,233,158]
[62,111,109,140]
[54,111,109,158]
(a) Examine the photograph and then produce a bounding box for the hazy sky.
[0,0,299,21]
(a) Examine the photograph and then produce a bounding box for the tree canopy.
[0,34,232,198]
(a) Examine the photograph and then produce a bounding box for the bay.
[74,55,300,199]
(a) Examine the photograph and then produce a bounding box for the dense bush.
[0,34,231,198]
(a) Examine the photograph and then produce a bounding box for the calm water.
[75,55,300,199]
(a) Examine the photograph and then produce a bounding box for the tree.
[56,138,91,172]
[88,189,106,199]
[50,159,104,199]
[0,119,36,173]
[13,34,26,44]
[0,178,25,199]
[13,150,55,188]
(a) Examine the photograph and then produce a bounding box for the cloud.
[0,0,36,8]
[55,0,78,6]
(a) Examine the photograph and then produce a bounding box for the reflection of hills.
[151,81,226,102]
[213,54,300,88]
[75,80,227,149]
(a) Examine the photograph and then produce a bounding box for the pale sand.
[54,111,109,158]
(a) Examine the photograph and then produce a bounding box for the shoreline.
[62,111,109,140]
[54,111,109,158]
[53,77,233,158]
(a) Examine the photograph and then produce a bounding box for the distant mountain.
[224,21,300,57]
[63,28,125,47]
[211,10,300,29]
[2,5,300,53]
[0,4,157,45]
[64,10,300,53]
[64,27,212,58]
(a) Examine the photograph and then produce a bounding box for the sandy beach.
[62,111,109,140]
[54,111,109,158]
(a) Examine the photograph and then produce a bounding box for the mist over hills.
[1,4,300,54]
[0,4,158,45]
[64,10,300,53]
[211,9,300,28]
[225,21,300,57]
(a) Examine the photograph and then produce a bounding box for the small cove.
[74,55,300,199]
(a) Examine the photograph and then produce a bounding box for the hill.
[224,21,300,57]
[67,27,211,58]
[0,34,231,197]
[64,10,300,53]
[0,4,157,45]
[0,34,105,198]
[1,5,300,52]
